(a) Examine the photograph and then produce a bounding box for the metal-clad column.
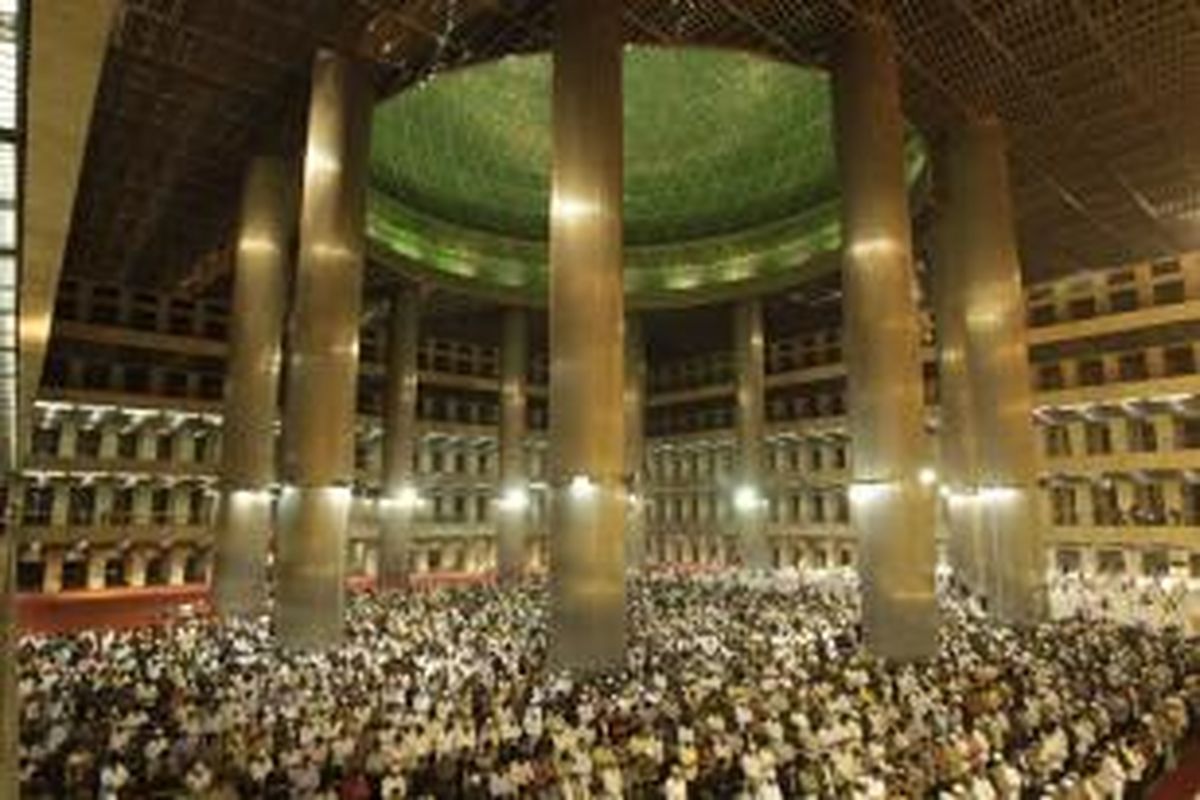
[625,312,647,570]
[942,118,1046,624]
[497,306,529,581]
[931,145,984,597]
[276,49,372,649]
[379,286,420,589]
[832,16,937,659]
[733,297,770,569]
[212,157,293,618]
[548,0,626,672]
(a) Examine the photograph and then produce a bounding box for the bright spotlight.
[848,481,893,503]
[395,485,420,510]
[919,467,937,487]
[568,474,596,500]
[733,485,761,513]
[498,487,530,512]
[978,485,1019,503]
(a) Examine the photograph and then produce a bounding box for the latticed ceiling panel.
[62,0,1200,297]
[952,0,1200,256]
[65,0,337,288]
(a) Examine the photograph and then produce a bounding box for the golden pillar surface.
[931,148,984,595]
[212,156,293,619]
[940,118,1046,624]
[832,17,937,659]
[276,49,372,649]
[734,297,770,569]
[497,306,530,581]
[548,0,626,672]
[624,313,647,571]
[379,287,420,590]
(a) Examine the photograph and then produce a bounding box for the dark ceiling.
[61,0,1200,306]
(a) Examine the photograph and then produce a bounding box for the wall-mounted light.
[919,467,937,487]
[568,474,596,500]
[497,486,529,512]
[978,485,1020,503]
[384,485,421,511]
[230,488,271,503]
[733,484,761,513]
[848,480,894,503]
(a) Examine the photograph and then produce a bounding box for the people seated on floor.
[14,572,1200,798]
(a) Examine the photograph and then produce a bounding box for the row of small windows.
[1054,547,1200,579]
[1035,345,1197,390]
[1042,416,1200,457]
[14,552,209,592]
[21,485,211,526]
[43,358,225,399]
[648,492,850,525]
[647,339,844,393]
[1047,482,1200,527]
[1026,259,1187,327]
[55,281,228,339]
[31,426,216,462]
[357,388,549,429]
[648,444,847,480]
[353,445,544,477]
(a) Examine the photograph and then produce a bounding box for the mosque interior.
[2,0,1200,796]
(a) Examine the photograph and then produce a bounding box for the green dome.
[367,46,924,304]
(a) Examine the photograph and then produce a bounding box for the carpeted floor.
[1150,736,1200,799]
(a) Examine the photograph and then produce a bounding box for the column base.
[212,488,272,618]
[496,510,529,584]
[862,591,940,661]
[991,587,1048,627]
[625,507,646,573]
[376,504,414,591]
[549,484,626,673]
[737,515,771,571]
[982,489,1048,626]
[856,480,938,661]
[275,486,350,650]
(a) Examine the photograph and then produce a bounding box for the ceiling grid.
[58,0,1200,295]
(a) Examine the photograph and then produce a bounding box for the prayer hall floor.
[14,574,1200,798]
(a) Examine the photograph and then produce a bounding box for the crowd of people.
[15,572,1200,798]
[1047,571,1200,634]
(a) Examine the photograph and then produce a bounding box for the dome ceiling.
[368,46,923,305]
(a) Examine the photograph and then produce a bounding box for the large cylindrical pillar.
[548,0,626,672]
[212,156,293,619]
[378,287,420,590]
[931,146,984,596]
[940,118,1046,624]
[497,306,530,581]
[733,297,770,569]
[832,16,936,659]
[276,49,372,649]
[625,313,647,571]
